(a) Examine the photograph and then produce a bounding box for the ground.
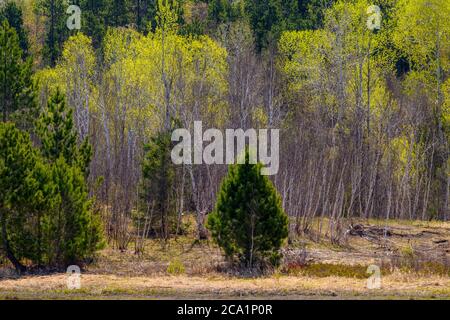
[0,218,449,300]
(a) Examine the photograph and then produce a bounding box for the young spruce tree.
[207,150,288,269]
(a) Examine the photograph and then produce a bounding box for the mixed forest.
[0,0,449,274]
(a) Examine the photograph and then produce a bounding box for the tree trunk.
[0,210,26,274]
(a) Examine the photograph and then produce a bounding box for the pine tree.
[79,0,108,48]
[141,130,177,240]
[243,0,329,51]
[207,150,288,269]
[37,88,93,175]
[0,20,36,127]
[0,1,30,57]
[281,0,326,31]
[37,88,78,163]
[244,0,283,51]
[36,0,69,66]
[207,0,231,27]
[106,0,132,27]
[0,122,52,273]
[48,156,103,265]
[1,118,102,272]
[133,0,157,33]
[36,90,102,266]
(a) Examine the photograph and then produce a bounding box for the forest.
[0,0,449,299]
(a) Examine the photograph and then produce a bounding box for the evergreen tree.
[36,90,102,266]
[207,0,231,27]
[0,122,40,273]
[207,150,288,269]
[47,155,103,265]
[244,0,330,51]
[37,88,93,176]
[1,112,102,272]
[281,0,327,31]
[244,0,283,51]
[0,122,59,272]
[106,0,132,27]
[0,20,36,127]
[36,0,69,66]
[141,130,177,240]
[37,88,78,163]
[0,1,29,57]
[79,0,108,48]
[133,0,157,33]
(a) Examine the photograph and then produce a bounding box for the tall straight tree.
[133,0,157,32]
[36,0,69,66]
[0,1,30,57]
[106,0,132,27]
[36,90,101,266]
[0,20,36,126]
[244,0,283,51]
[79,0,108,47]
[141,130,177,240]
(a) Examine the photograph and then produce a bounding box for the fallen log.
[347,224,392,238]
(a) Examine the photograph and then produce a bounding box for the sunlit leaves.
[393,0,450,74]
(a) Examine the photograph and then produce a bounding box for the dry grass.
[0,218,449,299]
[0,272,448,299]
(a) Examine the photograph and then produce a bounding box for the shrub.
[167,259,185,275]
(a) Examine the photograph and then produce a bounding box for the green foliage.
[37,91,102,265]
[281,0,326,31]
[133,0,158,32]
[207,0,230,26]
[0,122,44,272]
[36,0,70,66]
[0,90,103,272]
[46,156,103,265]
[207,151,288,269]
[77,0,109,48]
[37,88,78,163]
[244,0,328,51]
[393,0,450,218]
[207,0,242,28]
[106,0,132,27]
[0,20,37,128]
[77,0,172,48]
[0,1,29,57]
[244,0,283,51]
[0,118,103,271]
[141,129,177,239]
[167,259,185,274]
[36,88,92,175]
